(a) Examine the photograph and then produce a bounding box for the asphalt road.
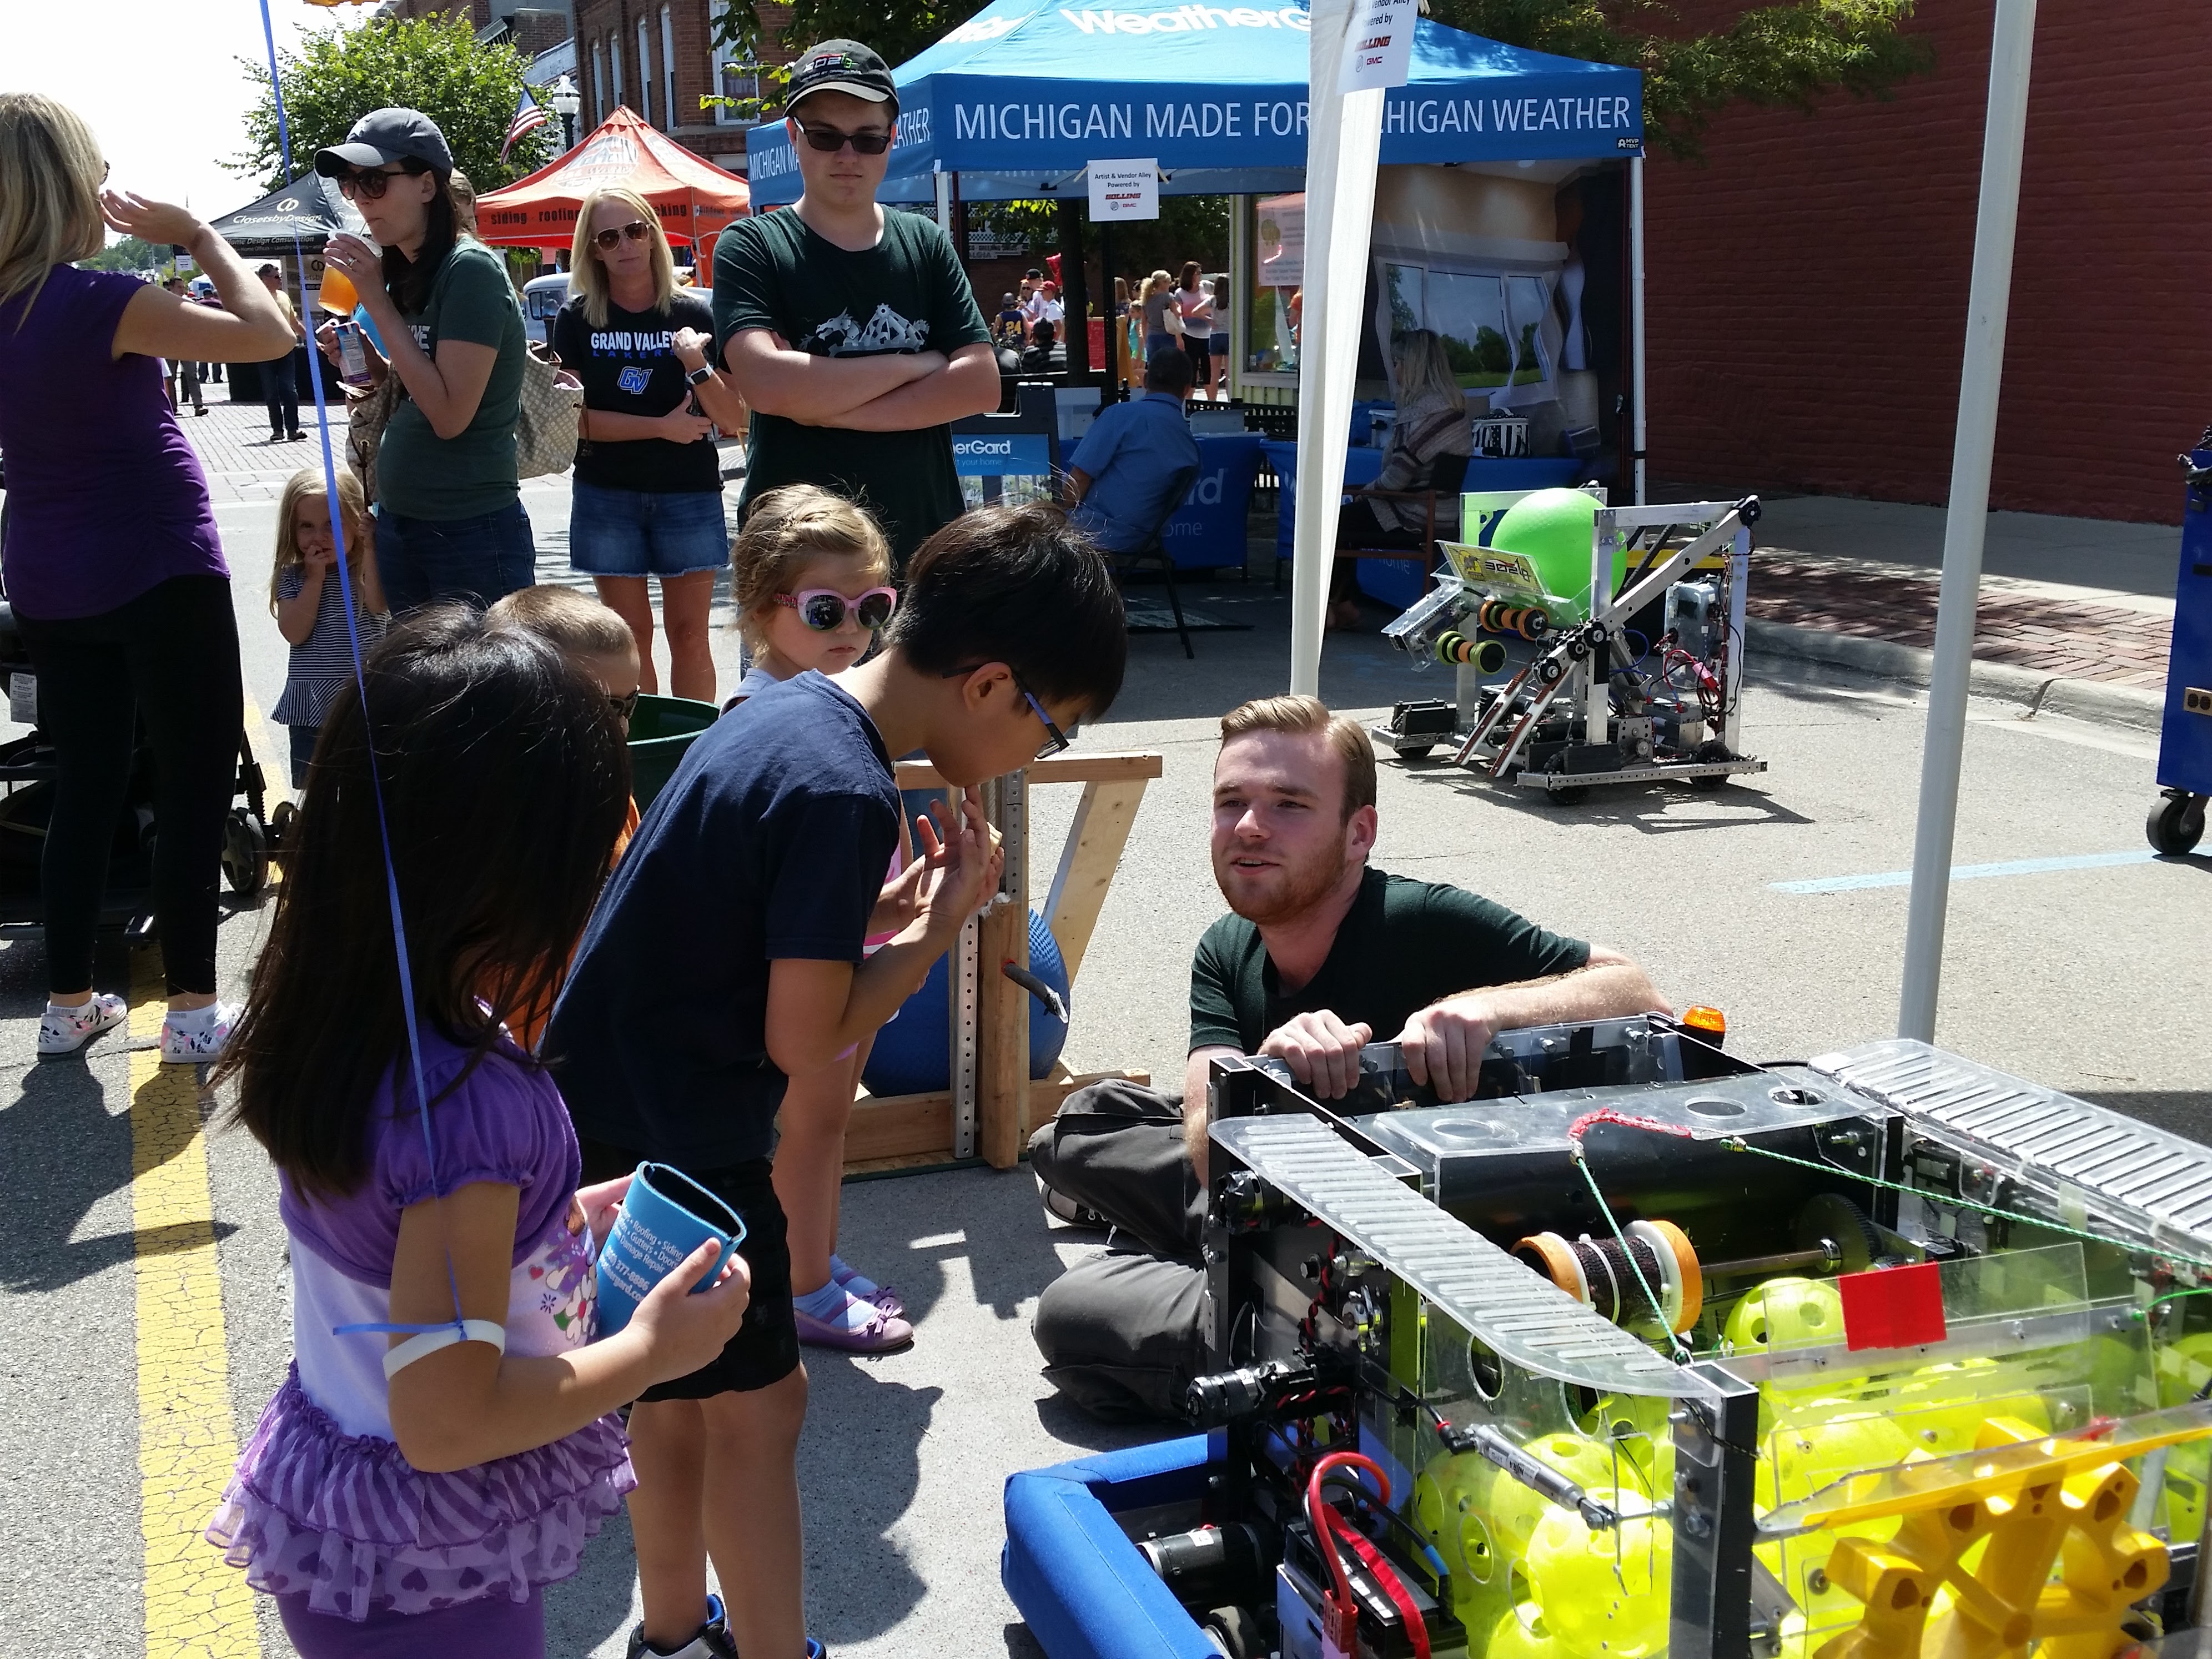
[2,464,2206,1657]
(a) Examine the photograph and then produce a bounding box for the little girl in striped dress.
[270,467,386,789]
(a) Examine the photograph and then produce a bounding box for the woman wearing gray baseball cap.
[315,108,535,614]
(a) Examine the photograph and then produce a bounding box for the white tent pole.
[1630,153,1647,506]
[1288,0,1386,697]
[934,166,955,232]
[1898,0,2037,1044]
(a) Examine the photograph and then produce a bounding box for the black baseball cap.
[314,108,454,178]
[785,40,898,113]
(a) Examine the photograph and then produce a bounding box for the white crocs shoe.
[37,993,127,1058]
[160,1001,240,1065]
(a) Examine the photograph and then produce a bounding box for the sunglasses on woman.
[792,119,894,156]
[336,164,421,202]
[594,219,652,250]
[774,587,898,632]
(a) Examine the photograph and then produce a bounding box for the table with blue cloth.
[1259,440,1588,610]
[1154,431,1265,574]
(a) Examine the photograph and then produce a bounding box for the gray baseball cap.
[314,108,453,178]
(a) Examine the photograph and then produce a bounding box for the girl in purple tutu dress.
[203,605,751,1658]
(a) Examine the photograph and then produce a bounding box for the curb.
[1744,618,2165,735]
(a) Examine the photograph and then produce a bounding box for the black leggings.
[15,576,243,997]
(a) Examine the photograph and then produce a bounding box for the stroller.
[0,467,273,940]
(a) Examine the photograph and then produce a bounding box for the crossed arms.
[722,328,999,433]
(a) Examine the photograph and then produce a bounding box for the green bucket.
[626,694,719,811]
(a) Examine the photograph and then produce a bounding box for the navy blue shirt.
[1068,391,1201,554]
[546,672,900,1168]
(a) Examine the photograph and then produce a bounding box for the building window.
[637,18,653,124]
[611,35,625,113]
[713,56,763,125]
[661,7,678,128]
[592,39,607,121]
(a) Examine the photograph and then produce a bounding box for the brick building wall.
[571,0,794,170]
[1645,1,2212,524]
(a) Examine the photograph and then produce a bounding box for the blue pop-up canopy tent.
[743,0,1643,203]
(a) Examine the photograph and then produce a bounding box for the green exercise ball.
[1491,489,1620,616]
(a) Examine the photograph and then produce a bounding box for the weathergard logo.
[953,434,1052,474]
[1060,4,1309,31]
[945,11,1031,41]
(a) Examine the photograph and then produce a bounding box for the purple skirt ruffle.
[205,1364,635,1621]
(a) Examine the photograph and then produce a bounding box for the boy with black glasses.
[547,504,1125,1659]
[711,39,999,569]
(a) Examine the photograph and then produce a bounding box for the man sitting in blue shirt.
[1064,347,1201,554]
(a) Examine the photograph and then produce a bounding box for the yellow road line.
[129,967,257,1658]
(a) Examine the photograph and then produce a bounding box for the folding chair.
[1116,460,1203,660]
[1334,450,1471,574]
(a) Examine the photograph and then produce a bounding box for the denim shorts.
[568,480,731,579]
[374,500,536,616]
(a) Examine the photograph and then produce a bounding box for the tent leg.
[1899,0,2037,1044]
[1288,0,1387,698]
[1101,222,1119,392]
[1630,154,1647,507]
[1057,199,1090,382]
[934,167,954,233]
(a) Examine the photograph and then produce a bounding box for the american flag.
[500,89,551,161]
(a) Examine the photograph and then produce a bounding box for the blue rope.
[257,0,465,1345]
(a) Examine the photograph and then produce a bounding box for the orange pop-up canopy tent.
[474,107,750,250]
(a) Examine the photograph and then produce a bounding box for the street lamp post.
[550,73,581,151]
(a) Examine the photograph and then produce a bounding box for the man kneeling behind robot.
[1030,693,1670,1421]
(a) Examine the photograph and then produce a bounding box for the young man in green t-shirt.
[1029,694,1669,1421]
[712,39,1000,566]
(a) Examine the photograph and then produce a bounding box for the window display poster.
[1256,193,1304,290]
[1087,159,1160,222]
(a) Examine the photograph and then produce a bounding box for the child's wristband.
[383,1319,506,1379]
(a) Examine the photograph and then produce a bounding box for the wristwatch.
[684,364,713,388]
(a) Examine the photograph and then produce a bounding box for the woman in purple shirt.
[0,94,295,1063]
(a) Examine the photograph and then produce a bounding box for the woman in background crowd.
[553,187,741,704]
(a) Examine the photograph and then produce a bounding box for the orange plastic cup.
[317,265,358,315]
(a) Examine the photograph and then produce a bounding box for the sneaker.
[1037,1173,1107,1230]
[625,1594,740,1659]
[160,1001,239,1065]
[37,993,127,1058]
[795,1289,914,1354]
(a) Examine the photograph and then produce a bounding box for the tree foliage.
[82,236,167,274]
[233,17,556,195]
[714,0,1928,156]
[974,195,1230,281]
[1424,0,1932,158]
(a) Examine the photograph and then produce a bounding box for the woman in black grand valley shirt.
[552,188,745,703]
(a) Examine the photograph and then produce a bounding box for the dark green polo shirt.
[1188,867,1590,1055]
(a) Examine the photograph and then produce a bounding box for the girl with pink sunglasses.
[726,485,914,1353]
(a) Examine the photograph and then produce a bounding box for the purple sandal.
[832,1258,906,1318]
[795,1290,914,1353]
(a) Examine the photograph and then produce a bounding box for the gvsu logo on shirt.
[617,366,652,395]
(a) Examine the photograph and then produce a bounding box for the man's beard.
[1218,828,1349,927]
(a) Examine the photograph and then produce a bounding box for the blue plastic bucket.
[594,1162,747,1340]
